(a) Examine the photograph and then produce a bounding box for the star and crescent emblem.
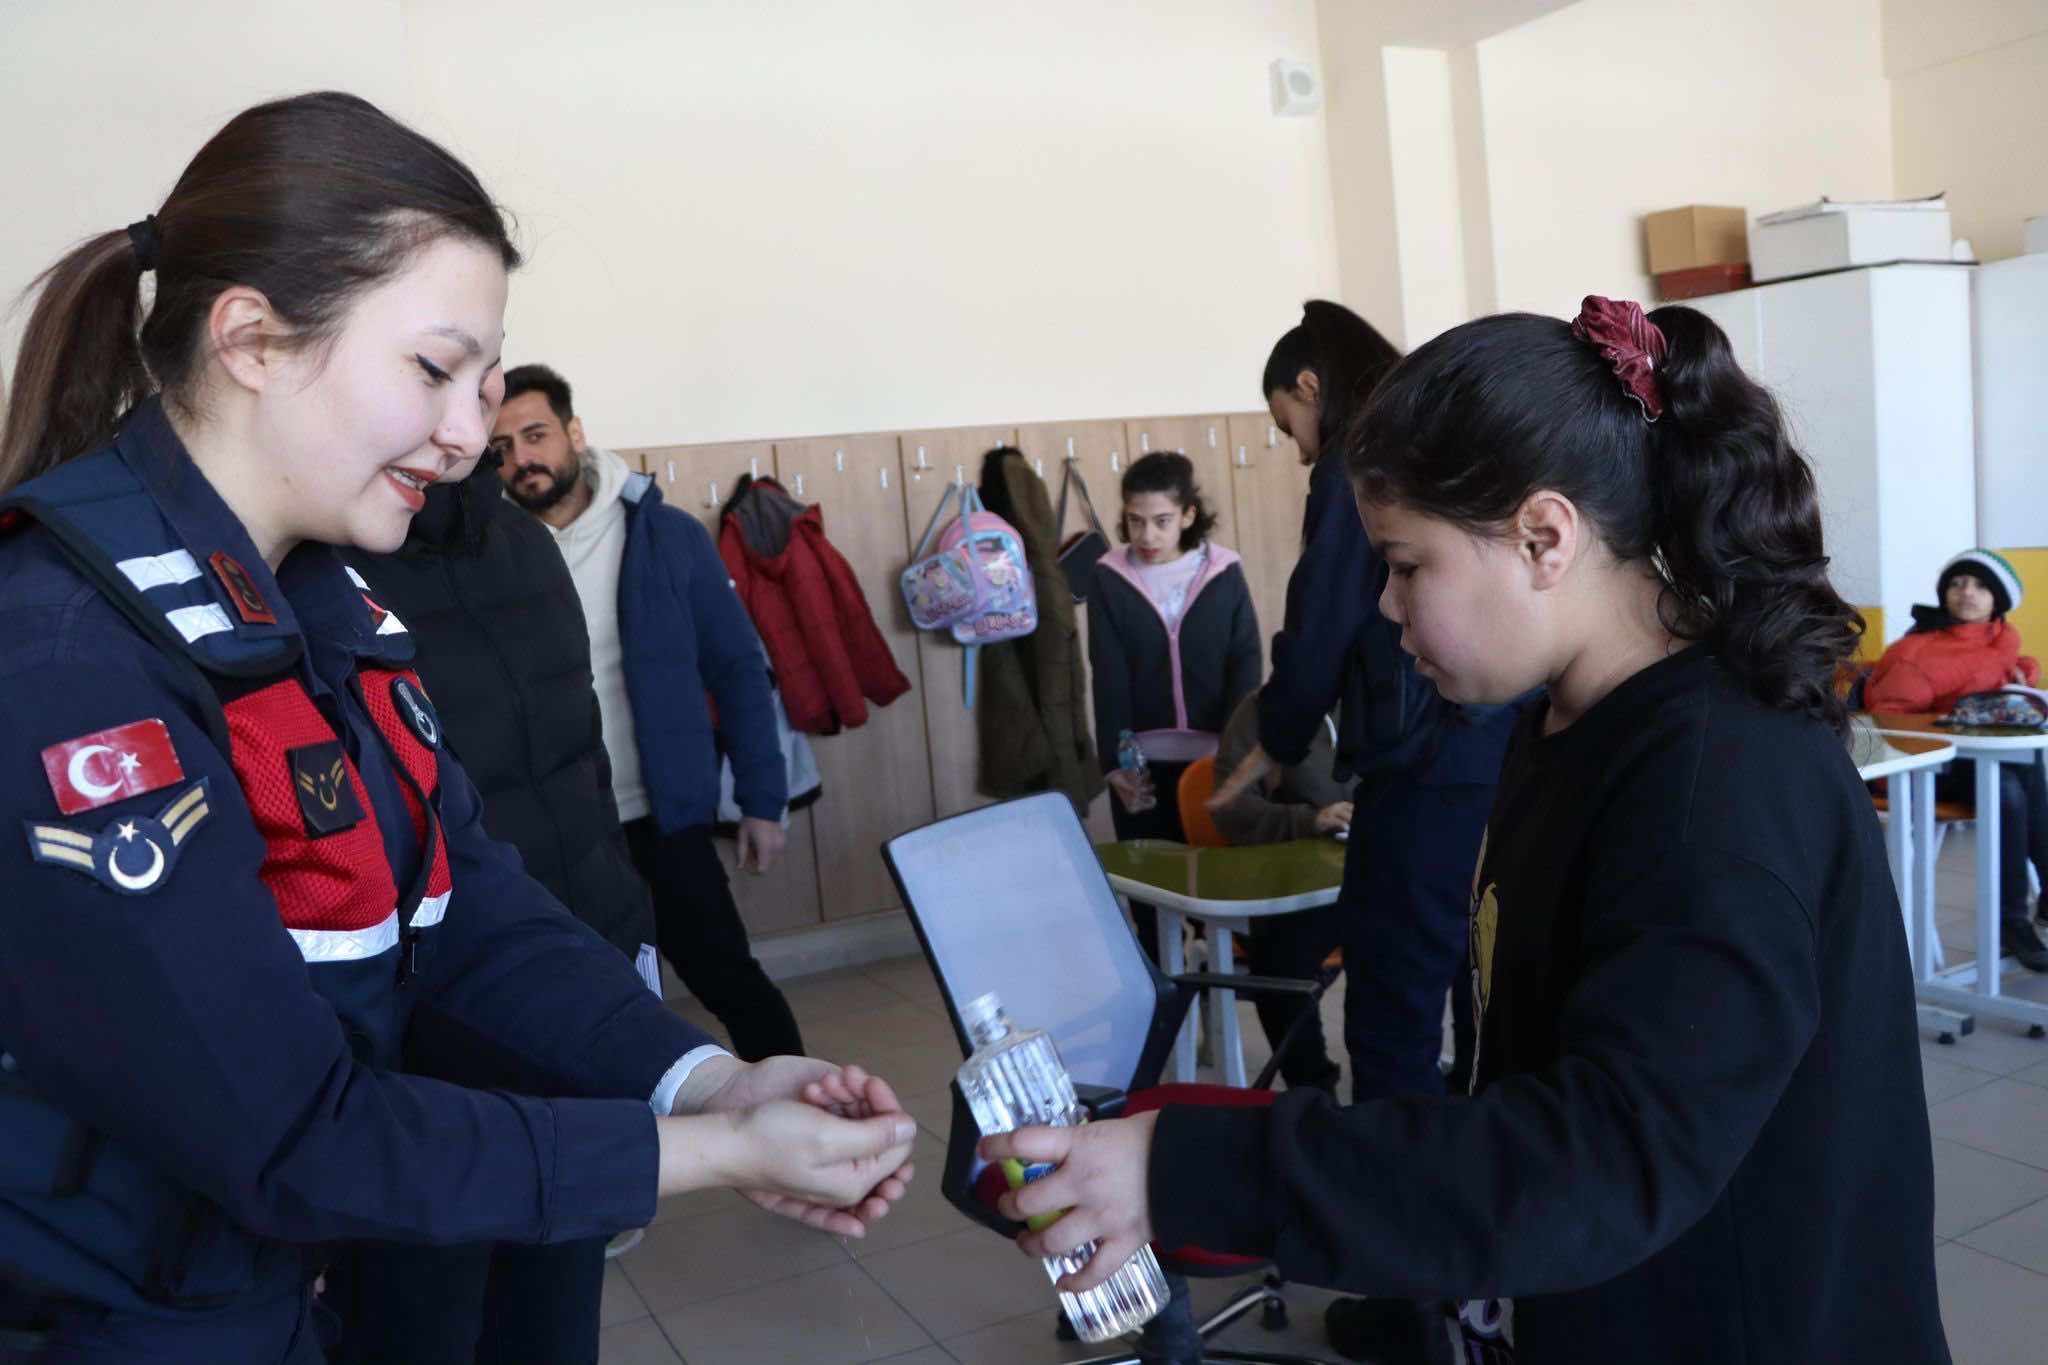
[24,781,213,896]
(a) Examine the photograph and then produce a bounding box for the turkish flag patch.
[41,719,186,815]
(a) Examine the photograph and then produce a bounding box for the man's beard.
[506,458,579,513]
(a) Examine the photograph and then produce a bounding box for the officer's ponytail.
[1346,300,1863,732]
[0,231,151,493]
[1,91,519,492]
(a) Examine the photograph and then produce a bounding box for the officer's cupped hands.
[697,1056,917,1237]
[726,1096,917,1234]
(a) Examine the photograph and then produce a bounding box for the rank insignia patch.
[25,780,213,896]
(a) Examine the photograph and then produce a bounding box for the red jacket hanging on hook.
[719,475,911,734]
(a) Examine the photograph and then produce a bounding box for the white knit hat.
[1940,549,2023,616]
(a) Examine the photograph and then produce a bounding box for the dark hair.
[1261,299,1402,454]
[1348,306,1863,731]
[502,363,575,427]
[1936,563,2009,622]
[1,91,521,492]
[1118,451,1216,552]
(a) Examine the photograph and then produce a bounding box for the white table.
[1851,723,1970,1042]
[1098,838,1345,1087]
[1870,715,2048,1038]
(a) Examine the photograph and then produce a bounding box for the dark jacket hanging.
[973,447,1104,813]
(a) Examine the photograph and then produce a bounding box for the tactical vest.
[0,447,453,1326]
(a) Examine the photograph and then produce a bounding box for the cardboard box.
[1749,198,1953,283]
[1644,206,1749,275]
[1654,262,1752,302]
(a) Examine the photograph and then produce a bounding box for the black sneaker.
[2002,915,2048,972]
[1323,1296,1453,1364]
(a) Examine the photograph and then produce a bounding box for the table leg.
[1209,923,1246,1089]
[1914,767,1942,975]
[1887,767,1916,965]
[1976,756,2004,1000]
[1896,764,1974,1041]
[1159,906,1196,1083]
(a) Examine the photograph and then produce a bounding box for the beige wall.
[13,0,2008,441]
[1887,0,2048,263]
[1382,47,1470,345]
[0,1,414,371]
[1472,0,1895,317]
[1312,0,1409,346]
[2,1,1341,447]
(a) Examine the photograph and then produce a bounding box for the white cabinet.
[1685,265,1976,646]
[1973,252,2048,549]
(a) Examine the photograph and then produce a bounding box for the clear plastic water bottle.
[955,992,1169,1342]
[1115,729,1157,813]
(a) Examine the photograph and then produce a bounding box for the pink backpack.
[900,482,1037,703]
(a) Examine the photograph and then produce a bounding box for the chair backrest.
[1175,755,1226,848]
[881,791,1170,1094]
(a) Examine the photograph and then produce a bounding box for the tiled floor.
[604,829,2048,1364]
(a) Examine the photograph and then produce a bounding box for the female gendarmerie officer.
[0,92,913,1364]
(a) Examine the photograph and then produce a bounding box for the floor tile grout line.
[1940,1236,2048,1282]
[1926,1071,2001,1103]
[1948,1189,2048,1243]
[620,1235,860,1322]
[653,1309,691,1365]
[1929,1130,2048,1177]
[848,1220,963,1263]
[637,1253,938,1365]
[843,1247,957,1347]
[1924,1047,2048,1080]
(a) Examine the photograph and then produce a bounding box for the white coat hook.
[1236,444,1249,468]
[1267,424,1280,448]
[794,473,804,497]
[1207,425,1219,449]
[750,456,760,479]
[1139,431,1151,453]
[954,464,965,487]
[1065,436,1076,460]
[915,445,930,471]
[1110,450,1122,473]
[1034,458,1044,478]
[880,466,889,490]
[665,460,677,484]
[835,448,846,472]
[705,480,720,509]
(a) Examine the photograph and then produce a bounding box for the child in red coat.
[1867,549,2048,968]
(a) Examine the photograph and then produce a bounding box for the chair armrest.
[1072,1083,1127,1119]
[1172,971,1321,998]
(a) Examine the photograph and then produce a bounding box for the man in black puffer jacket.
[331,449,662,1365]
[352,448,650,956]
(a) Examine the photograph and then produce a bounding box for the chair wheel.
[1938,1031,1957,1045]
[1054,1310,1077,1342]
[1260,1297,1288,1331]
[2031,1024,2046,1040]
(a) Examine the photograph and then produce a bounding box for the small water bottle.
[1115,729,1157,813]
[955,992,1169,1342]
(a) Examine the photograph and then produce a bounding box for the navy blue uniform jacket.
[0,401,711,1342]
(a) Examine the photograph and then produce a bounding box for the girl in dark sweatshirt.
[1089,452,1261,957]
[987,298,1948,1365]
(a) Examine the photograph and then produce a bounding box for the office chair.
[882,792,1336,1364]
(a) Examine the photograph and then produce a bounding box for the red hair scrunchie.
[1570,295,1667,421]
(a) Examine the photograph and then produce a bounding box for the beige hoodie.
[548,448,647,821]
